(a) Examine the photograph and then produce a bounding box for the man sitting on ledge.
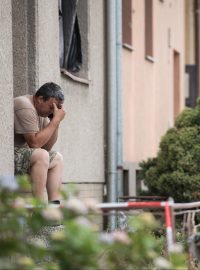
[14,82,66,204]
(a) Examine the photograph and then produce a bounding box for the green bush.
[0,176,187,270]
[139,99,200,202]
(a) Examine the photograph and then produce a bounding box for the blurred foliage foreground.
[0,175,187,270]
[139,99,200,202]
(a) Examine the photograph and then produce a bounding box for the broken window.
[59,0,82,73]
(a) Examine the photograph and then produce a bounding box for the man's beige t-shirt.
[14,95,49,147]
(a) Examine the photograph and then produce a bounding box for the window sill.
[145,55,155,63]
[123,43,134,51]
[60,68,90,85]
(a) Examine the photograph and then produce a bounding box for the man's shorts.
[14,147,57,175]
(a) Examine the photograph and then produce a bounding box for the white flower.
[111,231,131,245]
[83,198,101,213]
[75,216,94,228]
[99,232,114,244]
[51,230,65,241]
[16,256,34,267]
[42,207,63,221]
[64,197,88,214]
[14,197,26,208]
[154,257,172,269]
[30,238,46,249]
[169,243,183,253]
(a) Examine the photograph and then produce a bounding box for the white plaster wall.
[13,0,39,96]
[37,0,60,85]
[59,0,105,184]
[37,0,105,184]
[0,0,14,174]
[12,0,28,96]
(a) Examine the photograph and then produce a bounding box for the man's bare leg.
[46,152,63,201]
[30,148,49,200]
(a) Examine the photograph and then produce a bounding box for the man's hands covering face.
[52,103,66,122]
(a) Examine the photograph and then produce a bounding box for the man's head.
[34,82,64,117]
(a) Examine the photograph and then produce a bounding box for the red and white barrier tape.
[98,200,174,252]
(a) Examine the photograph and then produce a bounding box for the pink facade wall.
[123,0,185,163]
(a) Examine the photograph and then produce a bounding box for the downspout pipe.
[106,0,118,229]
[106,0,123,228]
[116,0,123,199]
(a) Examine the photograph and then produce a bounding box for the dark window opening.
[122,0,132,47]
[123,169,129,196]
[185,65,198,108]
[173,50,180,119]
[145,0,154,58]
[59,0,82,73]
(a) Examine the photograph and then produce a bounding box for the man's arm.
[24,104,65,149]
[42,127,59,151]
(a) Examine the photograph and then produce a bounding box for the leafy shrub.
[0,175,187,269]
[139,99,200,202]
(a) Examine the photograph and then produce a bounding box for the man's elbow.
[26,140,42,149]
[42,145,52,151]
[23,134,42,149]
[27,142,39,148]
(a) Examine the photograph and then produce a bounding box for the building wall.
[11,0,105,201]
[0,0,14,174]
[58,0,105,201]
[123,0,185,164]
[37,0,60,85]
[0,0,186,202]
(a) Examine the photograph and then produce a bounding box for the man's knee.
[31,148,50,167]
[49,152,63,169]
[55,152,63,162]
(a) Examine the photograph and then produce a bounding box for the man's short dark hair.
[35,82,64,102]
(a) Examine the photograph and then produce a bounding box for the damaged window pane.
[59,0,82,73]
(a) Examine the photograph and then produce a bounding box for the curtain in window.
[59,0,82,72]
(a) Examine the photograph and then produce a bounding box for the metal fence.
[98,197,200,258]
